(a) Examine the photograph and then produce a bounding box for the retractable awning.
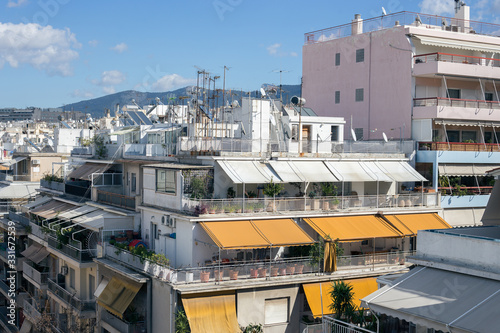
[182,294,240,333]
[57,205,100,220]
[21,243,50,264]
[304,216,403,241]
[303,277,378,318]
[30,200,79,219]
[383,213,451,236]
[24,196,52,209]
[361,267,500,333]
[217,160,279,184]
[268,160,305,182]
[1,157,26,168]
[200,219,314,249]
[375,162,426,182]
[416,35,500,53]
[71,210,126,232]
[96,276,142,319]
[290,161,339,182]
[68,162,113,181]
[0,183,38,199]
[438,164,497,177]
[325,161,380,182]
[110,126,139,136]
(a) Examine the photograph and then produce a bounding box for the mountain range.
[60,84,302,118]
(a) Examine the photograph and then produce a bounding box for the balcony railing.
[419,141,500,152]
[322,315,374,333]
[40,179,65,192]
[414,52,500,67]
[23,261,49,287]
[96,190,136,210]
[101,309,146,333]
[106,244,413,286]
[47,235,93,262]
[414,97,500,109]
[30,222,48,241]
[47,279,96,313]
[23,298,42,321]
[182,193,439,216]
[65,182,91,199]
[304,11,500,44]
[8,211,30,226]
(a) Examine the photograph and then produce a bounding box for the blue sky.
[1,0,499,108]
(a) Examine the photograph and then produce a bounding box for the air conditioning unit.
[32,159,41,165]
[161,215,170,226]
[60,266,68,275]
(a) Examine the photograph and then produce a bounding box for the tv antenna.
[271,69,291,102]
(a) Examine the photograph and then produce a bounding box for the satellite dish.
[383,132,388,142]
[231,100,240,108]
[351,128,357,142]
[382,7,387,16]
[260,88,266,97]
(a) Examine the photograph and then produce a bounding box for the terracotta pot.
[279,268,286,276]
[250,269,258,278]
[286,266,295,275]
[200,271,210,283]
[322,201,330,210]
[295,264,304,274]
[214,270,224,281]
[258,268,267,278]
[229,270,239,280]
[271,267,279,277]
[398,199,405,207]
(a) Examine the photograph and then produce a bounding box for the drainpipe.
[147,278,152,333]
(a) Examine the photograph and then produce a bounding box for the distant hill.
[60,84,301,118]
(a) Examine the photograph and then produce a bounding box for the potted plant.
[229,269,239,280]
[258,267,267,278]
[295,264,304,274]
[263,177,284,212]
[331,197,340,210]
[216,204,224,214]
[308,191,320,210]
[200,271,210,283]
[271,267,279,277]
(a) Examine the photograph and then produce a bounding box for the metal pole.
[218,247,221,285]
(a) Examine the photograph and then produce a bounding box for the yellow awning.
[96,277,142,319]
[200,219,315,249]
[304,216,403,242]
[384,213,452,236]
[303,277,379,318]
[182,294,240,333]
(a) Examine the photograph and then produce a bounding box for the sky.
[1,0,500,108]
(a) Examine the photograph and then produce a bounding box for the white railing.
[322,315,375,333]
[337,251,415,269]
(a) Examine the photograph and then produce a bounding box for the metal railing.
[40,179,65,192]
[8,211,30,226]
[30,222,48,241]
[304,11,500,44]
[92,173,122,186]
[101,309,146,333]
[414,97,500,109]
[23,261,49,286]
[183,193,439,216]
[337,251,415,269]
[23,298,42,321]
[414,52,500,67]
[322,315,375,333]
[47,279,96,313]
[47,235,93,262]
[71,147,93,156]
[96,190,135,210]
[65,183,91,198]
[419,141,500,152]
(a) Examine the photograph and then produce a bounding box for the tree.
[329,280,355,320]
[175,309,191,333]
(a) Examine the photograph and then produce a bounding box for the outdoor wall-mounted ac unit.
[60,266,68,276]
[32,159,41,165]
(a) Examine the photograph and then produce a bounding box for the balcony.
[65,182,91,199]
[7,211,30,227]
[96,190,136,210]
[40,179,65,192]
[419,141,500,152]
[0,306,17,333]
[0,243,25,270]
[30,222,48,242]
[413,97,500,121]
[47,278,96,313]
[101,309,146,333]
[22,260,49,288]
[47,235,93,263]
[105,244,414,286]
[180,193,440,217]
[413,52,500,79]
[71,146,93,157]
[23,297,43,322]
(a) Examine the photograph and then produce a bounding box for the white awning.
[268,160,305,183]
[0,183,39,199]
[1,157,26,168]
[416,35,500,53]
[325,161,379,182]
[439,164,498,177]
[57,205,100,220]
[24,196,52,209]
[217,160,279,184]
[362,267,500,333]
[70,209,133,232]
[375,162,426,182]
[111,126,139,136]
[288,161,338,183]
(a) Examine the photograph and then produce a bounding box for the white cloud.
[93,70,126,86]
[71,89,94,99]
[290,51,298,57]
[267,43,281,55]
[88,40,98,47]
[102,86,116,94]
[7,0,28,8]
[0,22,80,76]
[419,0,454,16]
[111,42,127,53]
[151,74,195,92]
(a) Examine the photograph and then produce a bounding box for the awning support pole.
[376,181,379,208]
[218,247,221,285]
[443,122,451,151]
[480,124,486,150]
[242,183,245,212]
[268,246,271,281]
[492,123,500,150]
[421,181,424,207]
[372,237,375,271]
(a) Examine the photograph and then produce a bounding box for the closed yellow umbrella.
[323,240,337,272]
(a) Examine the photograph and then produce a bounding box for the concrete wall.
[143,167,182,210]
[152,279,174,333]
[303,25,412,140]
[237,285,301,333]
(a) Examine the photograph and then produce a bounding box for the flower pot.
[209,209,216,214]
[286,266,295,275]
[250,269,258,278]
[266,202,275,212]
[405,199,412,207]
[279,268,286,276]
[322,201,330,211]
[311,200,320,210]
[295,264,304,274]
[271,267,279,277]
[229,270,239,280]
[200,271,210,283]
[215,270,224,281]
[398,199,405,207]
[126,230,133,240]
[258,268,267,278]
[332,204,339,210]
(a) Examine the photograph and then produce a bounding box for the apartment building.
[302,3,499,226]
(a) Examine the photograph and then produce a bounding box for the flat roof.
[144,163,212,170]
[426,226,500,241]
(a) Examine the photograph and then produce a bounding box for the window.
[335,53,340,66]
[356,48,364,63]
[153,223,159,240]
[446,130,460,142]
[156,169,176,194]
[131,173,137,192]
[432,129,440,142]
[462,131,477,142]
[148,133,162,144]
[446,89,461,99]
[264,298,289,325]
[89,275,95,300]
[69,268,75,289]
[485,131,495,144]
[331,126,339,141]
[291,124,298,142]
[335,91,340,104]
[485,92,494,101]
[355,88,364,102]
[355,128,364,141]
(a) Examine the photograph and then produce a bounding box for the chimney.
[352,14,363,35]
